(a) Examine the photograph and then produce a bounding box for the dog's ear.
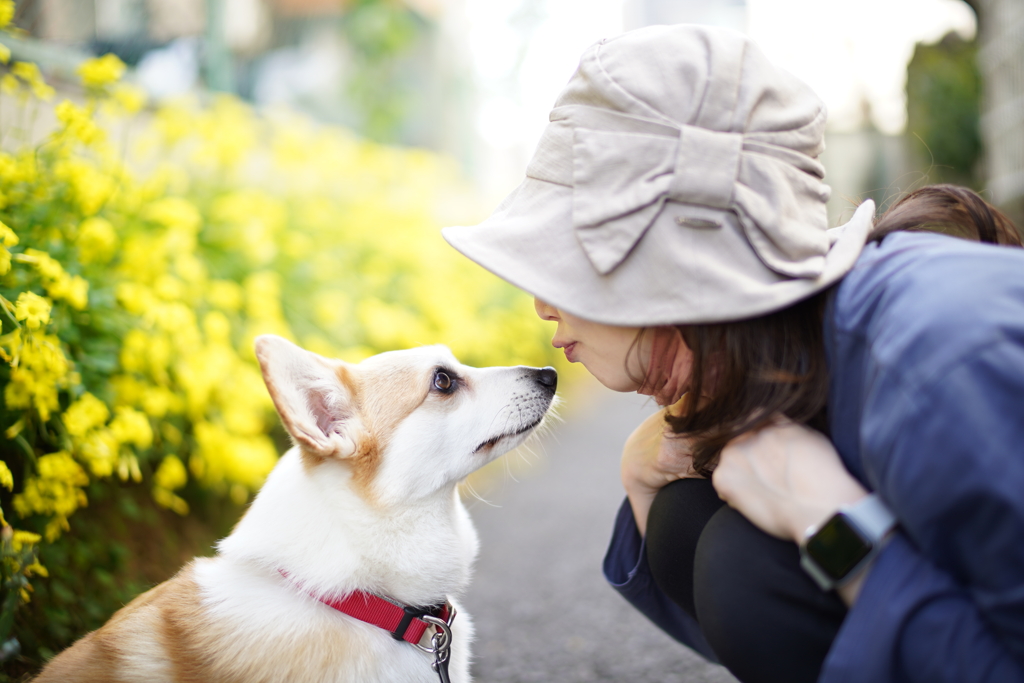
[254,335,361,459]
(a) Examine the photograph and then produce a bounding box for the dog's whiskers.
[459,478,499,508]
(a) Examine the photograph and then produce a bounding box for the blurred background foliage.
[340,0,424,140]
[0,10,569,676]
[906,32,982,188]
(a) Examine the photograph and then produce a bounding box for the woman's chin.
[587,367,643,393]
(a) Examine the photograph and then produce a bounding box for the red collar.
[281,571,451,645]
[317,590,452,645]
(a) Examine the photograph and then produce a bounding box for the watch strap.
[841,493,897,541]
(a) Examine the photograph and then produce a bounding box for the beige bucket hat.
[442,24,874,326]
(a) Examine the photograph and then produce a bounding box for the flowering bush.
[0,17,568,671]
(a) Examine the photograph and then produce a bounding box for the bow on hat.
[529,105,833,277]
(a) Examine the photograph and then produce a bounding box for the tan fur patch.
[338,361,430,499]
[33,567,207,683]
[155,566,227,683]
[31,631,118,683]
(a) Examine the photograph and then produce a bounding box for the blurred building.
[4,0,474,150]
[972,0,1024,223]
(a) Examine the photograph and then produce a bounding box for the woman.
[443,25,1024,683]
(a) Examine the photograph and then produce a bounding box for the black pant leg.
[645,478,726,620]
[694,507,848,683]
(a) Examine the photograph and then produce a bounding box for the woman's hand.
[621,401,702,536]
[712,419,867,542]
[712,419,874,604]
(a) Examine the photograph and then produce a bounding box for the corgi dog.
[34,335,557,683]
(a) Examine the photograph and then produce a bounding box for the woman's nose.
[534,297,559,321]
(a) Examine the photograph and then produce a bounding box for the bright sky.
[465,0,977,163]
[466,0,625,153]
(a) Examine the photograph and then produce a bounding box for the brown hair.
[667,184,1022,477]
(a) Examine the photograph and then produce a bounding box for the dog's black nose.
[533,367,558,393]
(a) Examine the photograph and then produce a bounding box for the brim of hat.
[442,177,873,326]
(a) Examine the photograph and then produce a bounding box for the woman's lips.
[562,342,577,362]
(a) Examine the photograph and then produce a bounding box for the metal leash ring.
[413,614,453,655]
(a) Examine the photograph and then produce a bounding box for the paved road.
[462,380,738,683]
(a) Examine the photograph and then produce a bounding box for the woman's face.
[534,298,647,392]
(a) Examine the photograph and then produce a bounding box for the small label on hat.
[675,216,722,229]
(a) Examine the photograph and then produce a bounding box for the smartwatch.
[799,494,897,592]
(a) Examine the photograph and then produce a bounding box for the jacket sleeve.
[602,497,719,663]
[820,339,1024,683]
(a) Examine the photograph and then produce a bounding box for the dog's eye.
[433,371,453,392]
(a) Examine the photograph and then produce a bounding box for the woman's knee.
[694,507,846,683]
[645,478,725,618]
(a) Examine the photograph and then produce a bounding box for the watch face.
[805,514,872,581]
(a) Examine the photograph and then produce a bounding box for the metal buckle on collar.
[413,605,456,683]
[411,603,455,654]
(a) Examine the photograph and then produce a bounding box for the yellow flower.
[0,461,13,490]
[153,100,198,147]
[11,530,41,552]
[140,385,180,418]
[161,423,183,446]
[78,429,118,477]
[207,280,243,312]
[14,292,52,330]
[54,158,115,214]
[4,419,23,440]
[109,406,153,450]
[18,248,63,280]
[111,83,147,114]
[61,275,89,310]
[10,62,54,100]
[55,100,104,145]
[33,81,55,101]
[3,332,70,421]
[24,561,48,578]
[0,73,17,95]
[193,96,256,169]
[116,282,156,315]
[210,192,286,265]
[202,311,231,344]
[244,271,283,320]
[143,196,202,233]
[43,273,89,310]
[76,54,126,88]
[154,455,187,491]
[153,274,185,301]
[152,487,189,515]
[110,374,145,406]
[76,216,118,264]
[17,249,90,308]
[3,369,32,410]
[0,1,13,29]
[63,393,110,437]
[117,453,142,483]
[13,453,89,540]
[0,44,8,66]
[0,220,19,247]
